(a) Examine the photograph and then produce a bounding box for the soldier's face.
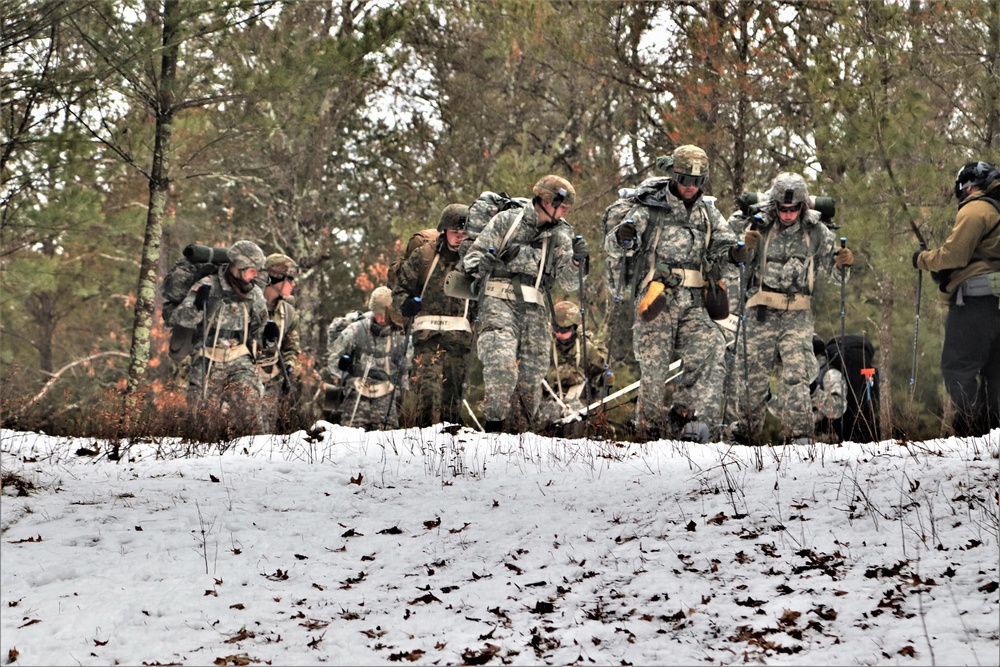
[373,312,387,326]
[676,183,700,201]
[777,204,801,226]
[445,229,468,250]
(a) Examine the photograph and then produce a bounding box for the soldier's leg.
[476,298,519,422]
[777,314,818,441]
[440,344,469,424]
[672,302,727,437]
[742,308,780,442]
[512,305,551,431]
[633,301,678,437]
[222,358,267,435]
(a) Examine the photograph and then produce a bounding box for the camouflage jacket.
[392,238,473,346]
[745,209,845,298]
[603,181,737,300]
[170,267,268,356]
[545,332,608,398]
[327,312,408,384]
[462,205,579,294]
[257,299,301,381]
[915,180,1000,295]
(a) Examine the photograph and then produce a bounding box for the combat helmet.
[553,301,581,328]
[228,240,266,271]
[437,204,470,232]
[533,175,576,207]
[768,172,809,209]
[667,145,710,189]
[955,161,999,201]
[264,253,298,281]
[368,286,393,315]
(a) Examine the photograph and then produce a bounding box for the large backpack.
[160,244,229,361]
[459,191,529,260]
[821,334,880,443]
[388,229,439,290]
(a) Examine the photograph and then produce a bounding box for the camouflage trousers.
[476,297,550,428]
[186,355,266,434]
[735,307,818,442]
[405,335,471,427]
[634,287,726,438]
[343,389,397,430]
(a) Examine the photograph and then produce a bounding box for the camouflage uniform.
[170,240,269,433]
[462,175,583,431]
[256,254,303,432]
[327,288,409,430]
[257,254,302,394]
[537,301,609,437]
[603,146,739,440]
[736,173,851,444]
[392,205,474,427]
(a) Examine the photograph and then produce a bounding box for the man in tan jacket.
[913,160,1000,436]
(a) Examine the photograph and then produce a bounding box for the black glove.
[337,355,354,373]
[400,296,422,318]
[572,236,589,258]
[912,249,923,269]
[262,320,280,345]
[616,223,638,248]
[474,250,497,277]
[193,284,211,311]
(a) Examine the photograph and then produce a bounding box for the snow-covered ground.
[1,425,997,666]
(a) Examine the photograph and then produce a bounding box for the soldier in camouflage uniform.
[256,253,303,431]
[734,173,853,445]
[392,204,474,427]
[327,286,409,430]
[170,240,270,434]
[604,145,744,441]
[461,175,588,433]
[536,300,610,438]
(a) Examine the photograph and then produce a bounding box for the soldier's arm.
[169,276,213,329]
[280,305,301,374]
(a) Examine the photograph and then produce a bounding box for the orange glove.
[835,247,854,268]
[638,281,668,322]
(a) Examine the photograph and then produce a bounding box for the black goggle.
[269,274,295,285]
[776,204,801,214]
[553,323,577,334]
[551,188,569,210]
[674,173,706,188]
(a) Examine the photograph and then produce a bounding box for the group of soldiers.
[314,144,856,445]
[165,146,1000,443]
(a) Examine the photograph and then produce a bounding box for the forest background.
[2,0,999,441]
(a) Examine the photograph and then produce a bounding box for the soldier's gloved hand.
[572,236,590,274]
[835,247,854,269]
[262,320,280,346]
[337,355,354,373]
[400,296,422,318]
[730,242,751,264]
[743,229,762,250]
[474,250,497,276]
[193,284,211,311]
[603,370,615,387]
[616,223,638,249]
[911,249,923,269]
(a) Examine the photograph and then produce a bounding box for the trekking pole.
[383,311,415,428]
[460,248,496,405]
[574,235,591,410]
[719,242,745,431]
[910,245,926,399]
[348,357,374,428]
[839,237,847,341]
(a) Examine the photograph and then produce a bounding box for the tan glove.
[835,247,854,269]
[743,229,762,250]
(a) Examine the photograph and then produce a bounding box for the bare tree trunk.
[124,0,179,402]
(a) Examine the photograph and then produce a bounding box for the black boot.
[484,420,504,433]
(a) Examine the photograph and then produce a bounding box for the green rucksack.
[160,244,229,361]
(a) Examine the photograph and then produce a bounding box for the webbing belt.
[412,314,473,333]
[483,279,545,305]
[745,289,811,311]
